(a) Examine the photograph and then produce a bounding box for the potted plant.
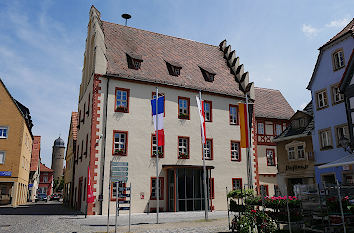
[178,152,188,159]
[116,105,128,112]
[179,113,189,119]
[114,149,125,155]
[153,150,164,158]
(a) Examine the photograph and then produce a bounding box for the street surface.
[0,201,230,232]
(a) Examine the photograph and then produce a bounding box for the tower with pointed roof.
[51,136,65,182]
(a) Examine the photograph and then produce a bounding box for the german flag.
[239,103,251,148]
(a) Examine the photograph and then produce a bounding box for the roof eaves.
[104,73,246,99]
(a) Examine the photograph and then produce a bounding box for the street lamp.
[339,135,353,154]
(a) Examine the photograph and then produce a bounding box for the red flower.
[251,210,257,213]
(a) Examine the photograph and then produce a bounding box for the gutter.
[273,133,309,143]
[99,76,109,215]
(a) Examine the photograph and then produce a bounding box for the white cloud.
[326,18,350,28]
[0,1,83,166]
[302,24,319,38]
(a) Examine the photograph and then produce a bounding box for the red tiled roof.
[254,87,294,120]
[40,163,53,172]
[320,18,354,49]
[71,112,78,140]
[101,21,244,98]
[30,136,41,171]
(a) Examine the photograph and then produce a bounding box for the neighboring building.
[64,112,78,206]
[306,19,354,185]
[51,137,65,181]
[73,6,256,215]
[254,87,294,196]
[38,163,53,196]
[273,102,315,195]
[29,136,41,202]
[0,78,33,206]
[340,49,354,150]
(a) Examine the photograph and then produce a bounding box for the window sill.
[178,155,189,159]
[332,100,344,106]
[152,155,164,158]
[229,123,239,126]
[113,153,127,156]
[316,105,329,111]
[178,115,189,120]
[231,159,241,162]
[115,108,129,113]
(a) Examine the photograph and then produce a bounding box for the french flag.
[151,96,165,146]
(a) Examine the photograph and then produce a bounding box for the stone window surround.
[0,126,9,139]
[315,88,329,110]
[331,48,345,71]
[318,127,333,151]
[334,123,349,148]
[285,141,307,161]
[330,82,344,106]
[0,151,5,164]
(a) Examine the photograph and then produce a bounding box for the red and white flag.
[196,96,206,144]
[87,166,94,204]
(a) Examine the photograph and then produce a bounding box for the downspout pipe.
[99,76,109,215]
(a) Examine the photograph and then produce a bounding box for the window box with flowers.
[152,151,164,158]
[178,113,189,119]
[116,105,128,113]
[114,149,126,155]
[178,153,189,159]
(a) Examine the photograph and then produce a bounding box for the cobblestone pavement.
[0,202,231,233]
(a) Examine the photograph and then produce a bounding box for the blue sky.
[0,0,353,167]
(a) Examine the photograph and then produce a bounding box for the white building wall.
[98,78,253,214]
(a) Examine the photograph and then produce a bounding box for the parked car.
[48,193,61,201]
[35,193,47,202]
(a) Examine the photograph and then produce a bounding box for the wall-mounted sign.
[140,192,144,199]
[286,164,308,171]
[0,171,12,176]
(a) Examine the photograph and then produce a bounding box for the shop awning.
[162,164,214,169]
[318,155,354,169]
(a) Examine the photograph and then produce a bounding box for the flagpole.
[200,91,208,221]
[245,94,253,189]
[155,87,159,224]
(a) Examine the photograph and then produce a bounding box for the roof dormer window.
[126,52,143,70]
[166,61,182,76]
[199,66,216,82]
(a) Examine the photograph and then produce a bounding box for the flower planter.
[114,150,125,155]
[116,106,128,112]
[152,152,164,158]
[178,114,189,119]
[178,153,189,159]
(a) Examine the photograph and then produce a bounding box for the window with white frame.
[203,139,212,160]
[335,124,349,147]
[288,147,295,160]
[115,88,129,112]
[0,127,8,139]
[332,49,345,70]
[266,149,275,166]
[297,145,305,159]
[151,177,163,199]
[319,128,332,150]
[316,89,328,109]
[178,137,189,158]
[113,131,127,155]
[332,85,344,104]
[152,134,163,158]
[232,178,242,190]
[231,141,240,161]
[203,101,212,122]
[229,105,238,125]
[178,97,189,119]
[0,151,5,164]
[257,122,264,135]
